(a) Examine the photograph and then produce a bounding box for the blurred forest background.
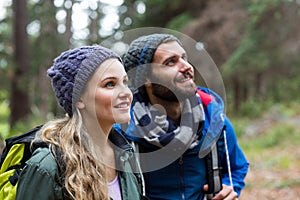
[0,0,299,198]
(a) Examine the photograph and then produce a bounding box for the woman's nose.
[118,86,132,99]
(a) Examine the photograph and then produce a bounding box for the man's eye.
[166,59,176,66]
[182,55,187,61]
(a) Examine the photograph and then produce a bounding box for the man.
[119,33,249,200]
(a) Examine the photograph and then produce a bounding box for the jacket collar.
[109,128,133,152]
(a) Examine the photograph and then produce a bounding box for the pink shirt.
[108,174,122,200]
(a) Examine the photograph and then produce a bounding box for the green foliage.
[0,91,10,139]
[166,13,193,31]
[223,0,277,76]
[225,0,286,74]
[0,90,52,140]
[223,30,269,76]
[8,118,43,139]
[0,6,13,91]
[281,102,300,116]
[240,123,298,154]
[127,0,195,29]
[229,117,250,138]
[270,74,300,102]
[223,0,299,113]
[237,99,273,118]
[261,125,296,148]
[2,108,52,140]
[244,0,282,24]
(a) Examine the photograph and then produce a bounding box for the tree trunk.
[36,0,57,118]
[64,0,73,45]
[10,0,31,127]
[233,75,241,110]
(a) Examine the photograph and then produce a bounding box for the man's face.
[148,40,197,101]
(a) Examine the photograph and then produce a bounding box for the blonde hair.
[38,109,110,200]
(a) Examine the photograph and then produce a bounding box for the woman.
[16,45,144,200]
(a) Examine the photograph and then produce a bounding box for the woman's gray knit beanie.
[47,45,121,116]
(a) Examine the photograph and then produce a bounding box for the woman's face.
[80,58,132,130]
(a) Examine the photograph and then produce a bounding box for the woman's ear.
[76,100,85,109]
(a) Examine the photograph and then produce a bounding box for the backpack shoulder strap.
[0,125,43,168]
[197,88,223,198]
[204,138,223,199]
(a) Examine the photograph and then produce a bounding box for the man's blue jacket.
[115,87,249,200]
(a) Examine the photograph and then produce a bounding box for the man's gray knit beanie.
[123,33,181,89]
[47,45,121,117]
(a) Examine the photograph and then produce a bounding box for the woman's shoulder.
[17,147,64,199]
[26,147,59,175]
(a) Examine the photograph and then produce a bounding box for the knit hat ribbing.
[123,33,180,89]
[47,45,121,116]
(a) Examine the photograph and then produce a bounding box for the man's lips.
[177,71,194,83]
[178,77,193,83]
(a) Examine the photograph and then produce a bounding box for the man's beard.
[151,83,196,102]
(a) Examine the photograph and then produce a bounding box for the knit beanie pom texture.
[47,45,121,116]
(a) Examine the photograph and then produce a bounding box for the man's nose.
[178,58,192,72]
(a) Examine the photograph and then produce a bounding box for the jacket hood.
[196,87,225,157]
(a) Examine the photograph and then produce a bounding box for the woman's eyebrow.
[103,76,116,80]
[101,74,128,82]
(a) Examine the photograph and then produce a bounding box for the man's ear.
[76,100,85,109]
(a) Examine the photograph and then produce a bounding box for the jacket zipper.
[179,156,183,165]
[179,156,185,200]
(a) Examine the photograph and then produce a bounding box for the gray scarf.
[131,91,205,151]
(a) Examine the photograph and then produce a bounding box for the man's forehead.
[155,41,186,57]
[157,40,181,50]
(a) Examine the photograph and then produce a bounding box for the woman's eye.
[105,82,115,88]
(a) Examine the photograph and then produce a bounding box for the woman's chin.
[114,116,131,124]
